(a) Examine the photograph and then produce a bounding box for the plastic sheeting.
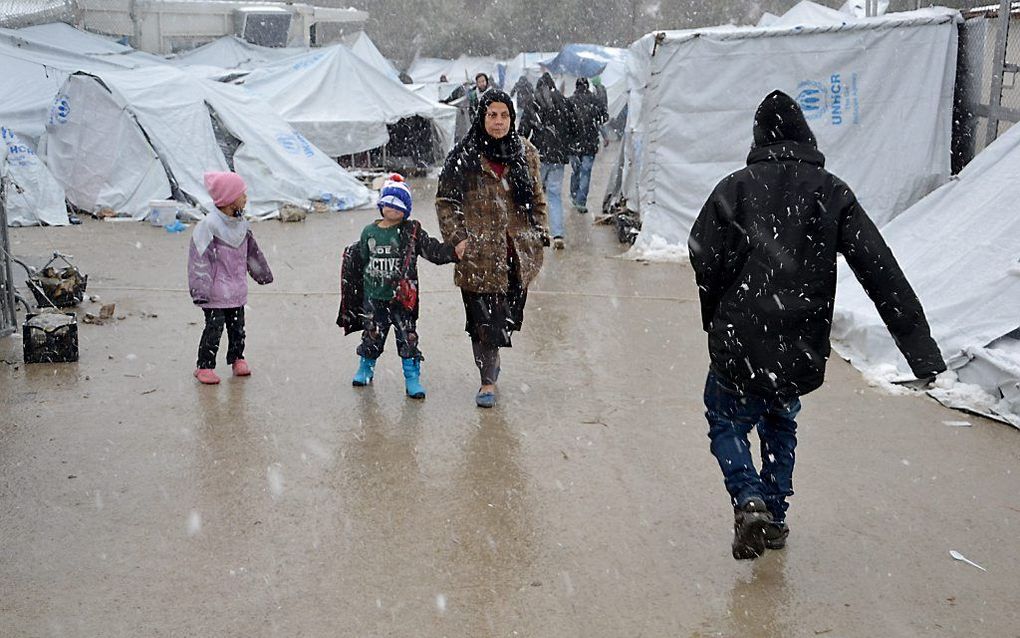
[1,126,67,226]
[499,52,555,91]
[624,6,960,257]
[832,118,1020,427]
[43,65,371,219]
[342,31,399,80]
[407,54,500,84]
[170,36,305,70]
[241,45,456,158]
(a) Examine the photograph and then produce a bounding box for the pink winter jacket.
[188,231,273,308]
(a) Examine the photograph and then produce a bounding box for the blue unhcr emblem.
[795,81,827,121]
[49,96,71,125]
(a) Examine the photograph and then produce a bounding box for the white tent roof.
[832,119,1020,428]
[407,54,499,84]
[0,25,153,143]
[241,45,457,157]
[42,65,371,219]
[621,5,960,258]
[170,36,305,70]
[342,31,400,80]
[500,51,556,90]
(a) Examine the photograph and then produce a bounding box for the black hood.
[753,90,817,149]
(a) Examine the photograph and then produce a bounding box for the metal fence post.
[986,0,1013,143]
[0,174,18,338]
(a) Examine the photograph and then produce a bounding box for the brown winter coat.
[436,137,548,293]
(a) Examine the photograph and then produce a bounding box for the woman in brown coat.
[436,89,549,407]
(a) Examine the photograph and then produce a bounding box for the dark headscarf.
[437,89,535,216]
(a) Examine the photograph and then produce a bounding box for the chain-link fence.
[0,0,76,28]
[957,2,1020,166]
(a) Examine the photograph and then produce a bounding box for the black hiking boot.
[731,497,772,560]
[764,521,789,550]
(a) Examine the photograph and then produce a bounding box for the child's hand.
[454,240,468,260]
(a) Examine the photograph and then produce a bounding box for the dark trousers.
[703,370,801,523]
[471,340,500,386]
[197,307,245,369]
[357,298,421,361]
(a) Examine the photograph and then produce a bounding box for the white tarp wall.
[625,7,959,258]
[1,126,68,226]
[342,31,400,80]
[43,66,372,219]
[832,119,1020,428]
[241,45,457,158]
[408,55,499,84]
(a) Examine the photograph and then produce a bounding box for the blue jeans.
[703,370,801,522]
[540,162,565,238]
[569,155,595,209]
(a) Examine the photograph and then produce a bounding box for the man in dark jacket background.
[521,72,574,249]
[567,77,608,214]
[688,90,946,560]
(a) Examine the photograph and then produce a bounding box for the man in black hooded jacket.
[689,90,946,560]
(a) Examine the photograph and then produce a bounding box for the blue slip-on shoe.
[475,389,496,408]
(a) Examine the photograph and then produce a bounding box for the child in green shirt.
[351,179,465,399]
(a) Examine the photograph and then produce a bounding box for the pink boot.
[194,368,221,385]
[232,359,251,377]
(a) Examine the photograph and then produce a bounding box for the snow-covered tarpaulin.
[2,126,67,226]
[43,65,372,219]
[241,45,456,158]
[623,5,960,259]
[407,54,500,84]
[170,36,304,70]
[832,119,1020,428]
[342,31,400,80]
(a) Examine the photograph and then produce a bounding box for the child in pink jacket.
[188,172,273,385]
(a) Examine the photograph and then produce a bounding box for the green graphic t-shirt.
[360,222,403,300]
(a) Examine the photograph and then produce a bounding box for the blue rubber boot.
[402,358,426,399]
[352,356,375,386]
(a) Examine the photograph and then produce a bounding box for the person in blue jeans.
[520,73,573,249]
[567,78,608,213]
[689,91,946,560]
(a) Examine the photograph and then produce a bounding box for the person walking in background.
[689,90,946,560]
[436,90,549,408]
[188,171,273,385]
[567,77,608,214]
[521,72,574,250]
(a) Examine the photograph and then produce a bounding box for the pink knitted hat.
[203,171,246,207]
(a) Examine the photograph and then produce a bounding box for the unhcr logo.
[276,132,315,158]
[795,81,827,121]
[49,96,71,125]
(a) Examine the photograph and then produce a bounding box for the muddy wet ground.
[2,153,1018,637]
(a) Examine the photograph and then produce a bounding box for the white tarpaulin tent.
[2,126,68,226]
[43,65,372,219]
[832,119,1020,428]
[342,31,400,80]
[407,54,500,84]
[620,4,960,259]
[540,44,630,119]
[170,36,305,70]
[241,45,457,158]
[499,51,556,90]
